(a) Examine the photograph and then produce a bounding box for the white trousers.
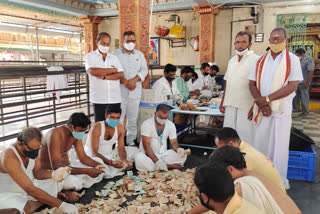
[0,179,63,212]
[223,106,253,145]
[252,114,291,186]
[120,98,140,145]
[98,146,139,179]
[63,157,104,191]
[134,149,187,172]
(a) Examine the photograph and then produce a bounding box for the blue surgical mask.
[23,149,39,159]
[106,118,119,128]
[72,127,85,140]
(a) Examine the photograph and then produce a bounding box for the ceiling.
[0,0,312,33]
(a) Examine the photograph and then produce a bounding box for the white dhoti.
[223,106,253,145]
[252,114,291,188]
[234,176,283,214]
[135,149,187,172]
[0,179,63,212]
[63,157,104,190]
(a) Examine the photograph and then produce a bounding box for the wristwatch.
[266,96,270,103]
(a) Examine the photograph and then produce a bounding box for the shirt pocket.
[128,57,141,70]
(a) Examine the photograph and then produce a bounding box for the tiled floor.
[292,112,320,146]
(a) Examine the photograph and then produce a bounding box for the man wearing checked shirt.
[113,31,148,146]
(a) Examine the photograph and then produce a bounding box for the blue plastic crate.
[287,146,316,181]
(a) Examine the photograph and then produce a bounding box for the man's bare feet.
[23,200,43,214]
[58,191,81,203]
[167,163,183,169]
[0,208,20,214]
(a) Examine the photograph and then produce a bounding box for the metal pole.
[79,33,83,62]
[22,77,29,127]
[53,96,57,127]
[86,74,90,117]
[0,80,3,125]
[30,35,34,61]
[35,28,40,61]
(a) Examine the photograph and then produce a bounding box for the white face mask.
[235,48,248,56]
[98,45,109,54]
[124,42,135,51]
[156,116,167,125]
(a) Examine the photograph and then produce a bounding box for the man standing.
[85,105,139,178]
[248,27,303,189]
[293,48,314,115]
[113,31,148,146]
[134,104,189,171]
[152,64,181,100]
[85,32,124,122]
[0,127,77,214]
[40,112,104,191]
[220,31,258,145]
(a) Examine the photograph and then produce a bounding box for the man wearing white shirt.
[248,27,303,189]
[152,64,181,100]
[113,31,148,146]
[219,31,258,145]
[85,32,124,122]
[194,63,210,91]
[134,104,189,171]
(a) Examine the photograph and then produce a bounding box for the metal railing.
[0,65,91,142]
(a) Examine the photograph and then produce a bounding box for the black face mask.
[210,73,216,77]
[203,72,209,76]
[166,76,175,82]
[199,195,214,211]
[184,75,191,82]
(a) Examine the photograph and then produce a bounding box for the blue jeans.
[292,83,309,114]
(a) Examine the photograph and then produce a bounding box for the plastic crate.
[287,146,316,181]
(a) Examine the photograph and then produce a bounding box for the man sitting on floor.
[194,162,263,214]
[135,104,189,171]
[85,105,139,178]
[0,127,77,214]
[40,112,104,191]
[212,127,285,192]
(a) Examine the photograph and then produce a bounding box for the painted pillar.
[81,16,101,54]
[119,0,149,88]
[193,4,220,63]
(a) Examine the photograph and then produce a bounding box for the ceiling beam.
[8,0,89,16]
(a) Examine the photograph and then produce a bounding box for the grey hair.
[271,27,287,38]
[96,32,111,41]
[17,127,42,144]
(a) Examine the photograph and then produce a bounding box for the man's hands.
[253,96,272,118]
[111,160,123,168]
[303,82,309,89]
[125,79,137,90]
[202,86,208,90]
[59,202,78,214]
[52,167,71,182]
[155,160,168,171]
[219,105,225,114]
[248,106,253,120]
[254,96,268,107]
[86,168,103,178]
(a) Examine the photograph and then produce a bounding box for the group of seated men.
[0,104,301,214]
[0,104,189,214]
[152,63,220,103]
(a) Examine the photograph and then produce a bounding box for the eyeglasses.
[23,142,45,151]
[269,37,286,43]
[125,40,136,43]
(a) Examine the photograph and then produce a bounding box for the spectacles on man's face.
[23,142,45,151]
[125,40,136,44]
[269,37,286,43]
